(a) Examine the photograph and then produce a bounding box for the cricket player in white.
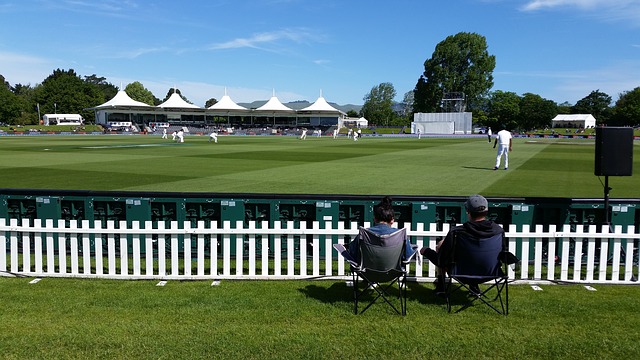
[209,131,218,143]
[300,128,307,140]
[162,128,168,139]
[493,129,512,170]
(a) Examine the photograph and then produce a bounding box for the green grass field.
[0,134,638,198]
[1,277,639,359]
[2,135,640,358]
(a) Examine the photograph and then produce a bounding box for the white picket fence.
[1,218,638,284]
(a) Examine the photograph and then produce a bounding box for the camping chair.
[443,231,517,315]
[334,227,415,315]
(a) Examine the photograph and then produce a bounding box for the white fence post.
[1,218,638,283]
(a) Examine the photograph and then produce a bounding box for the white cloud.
[522,0,602,11]
[521,0,640,23]
[0,51,55,85]
[496,60,640,103]
[108,47,172,59]
[208,28,321,52]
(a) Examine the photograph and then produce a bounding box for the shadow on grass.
[407,282,443,306]
[298,282,352,305]
[299,281,446,309]
[461,166,497,171]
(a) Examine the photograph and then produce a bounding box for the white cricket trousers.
[495,145,509,169]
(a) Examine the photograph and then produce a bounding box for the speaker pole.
[603,175,611,227]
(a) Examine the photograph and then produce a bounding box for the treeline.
[2,65,639,130]
[0,69,194,126]
[361,32,640,130]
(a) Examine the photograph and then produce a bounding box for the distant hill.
[238,100,361,114]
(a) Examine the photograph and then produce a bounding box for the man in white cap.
[420,194,506,293]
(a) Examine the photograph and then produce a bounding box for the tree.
[205,98,218,108]
[415,32,496,112]
[486,90,520,131]
[571,90,612,125]
[84,75,118,103]
[346,110,359,118]
[412,75,438,113]
[0,76,22,124]
[400,90,414,120]
[11,83,38,125]
[611,87,640,126]
[519,93,557,131]
[162,88,193,105]
[361,82,396,126]
[34,69,104,123]
[125,81,158,106]
[557,101,572,115]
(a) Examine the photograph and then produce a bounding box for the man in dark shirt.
[420,194,506,293]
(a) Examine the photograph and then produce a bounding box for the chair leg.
[353,274,358,315]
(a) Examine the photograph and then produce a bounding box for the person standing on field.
[487,127,492,143]
[493,127,512,170]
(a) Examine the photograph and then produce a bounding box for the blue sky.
[1,0,638,107]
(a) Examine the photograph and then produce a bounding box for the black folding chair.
[334,227,414,315]
[444,231,517,315]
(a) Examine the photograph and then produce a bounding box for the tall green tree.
[487,90,520,131]
[611,87,640,126]
[0,75,22,124]
[125,81,159,105]
[519,93,557,130]
[361,82,396,126]
[400,90,414,121]
[34,69,104,123]
[415,32,496,112]
[11,83,38,125]
[571,90,612,125]
[84,75,118,103]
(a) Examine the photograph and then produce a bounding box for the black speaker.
[594,127,633,176]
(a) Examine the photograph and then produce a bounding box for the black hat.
[465,194,488,213]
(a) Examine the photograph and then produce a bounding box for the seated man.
[343,196,417,263]
[420,194,507,293]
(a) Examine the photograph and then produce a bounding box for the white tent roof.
[94,90,151,108]
[208,94,247,110]
[256,95,293,112]
[357,117,369,125]
[552,114,596,127]
[552,114,595,122]
[300,95,342,112]
[158,92,201,109]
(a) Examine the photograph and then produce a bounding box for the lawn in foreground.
[1,277,638,358]
[0,135,637,197]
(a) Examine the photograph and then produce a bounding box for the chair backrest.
[357,227,406,273]
[450,230,504,277]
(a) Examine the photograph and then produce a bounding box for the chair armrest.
[499,251,519,265]
[333,243,358,268]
